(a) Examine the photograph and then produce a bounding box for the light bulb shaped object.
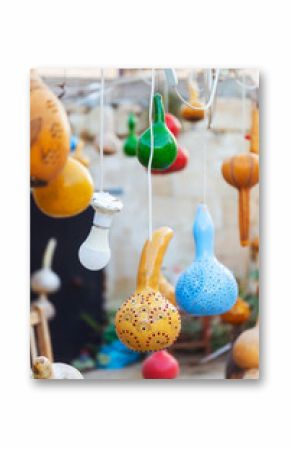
[115,227,181,352]
[175,204,238,316]
[79,191,123,271]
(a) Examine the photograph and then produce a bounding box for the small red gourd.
[152,146,189,174]
[165,113,181,138]
[142,350,180,379]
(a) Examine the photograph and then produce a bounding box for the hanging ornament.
[180,84,205,122]
[175,204,238,316]
[32,157,94,218]
[249,105,259,154]
[31,238,60,320]
[165,113,182,138]
[79,192,123,270]
[70,135,79,151]
[142,350,180,379]
[115,227,181,352]
[222,153,259,247]
[95,106,120,156]
[232,321,259,369]
[137,93,177,169]
[71,139,90,167]
[123,113,138,156]
[30,69,70,187]
[152,146,189,174]
[221,297,250,325]
[32,356,83,379]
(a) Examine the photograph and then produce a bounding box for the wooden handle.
[239,188,250,246]
[136,227,173,291]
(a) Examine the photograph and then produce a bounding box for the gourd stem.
[239,188,250,246]
[42,238,57,269]
[154,93,165,123]
[137,227,173,291]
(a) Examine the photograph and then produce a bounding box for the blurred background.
[30,68,259,379]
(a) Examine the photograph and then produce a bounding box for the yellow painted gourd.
[30,69,70,186]
[71,140,90,167]
[180,85,205,122]
[233,322,259,369]
[115,227,181,352]
[32,157,94,218]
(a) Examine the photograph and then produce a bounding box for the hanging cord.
[147,69,155,241]
[99,69,104,192]
[174,68,220,111]
[164,70,169,113]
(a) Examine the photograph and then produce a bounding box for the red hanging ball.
[142,350,180,379]
[244,134,251,141]
[152,146,189,174]
[165,113,182,138]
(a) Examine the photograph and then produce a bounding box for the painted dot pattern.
[175,257,238,316]
[115,288,181,352]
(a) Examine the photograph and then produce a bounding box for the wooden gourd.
[180,85,205,122]
[232,322,259,369]
[222,153,259,246]
[115,227,181,352]
[32,356,83,379]
[32,157,94,218]
[221,297,250,325]
[30,69,70,186]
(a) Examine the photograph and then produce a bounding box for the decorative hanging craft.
[222,153,259,247]
[79,192,123,271]
[32,157,94,218]
[32,356,83,379]
[175,204,238,315]
[165,113,182,137]
[123,113,138,156]
[137,93,177,170]
[158,273,176,306]
[249,105,259,154]
[31,238,60,320]
[152,146,189,174]
[95,106,120,156]
[221,297,250,325]
[232,321,259,369]
[142,350,180,379]
[30,70,70,187]
[115,227,181,352]
[180,84,205,122]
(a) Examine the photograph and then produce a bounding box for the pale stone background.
[70,96,259,310]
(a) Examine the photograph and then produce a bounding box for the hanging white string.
[99,68,104,192]
[174,68,220,111]
[147,69,155,241]
[164,71,169,113]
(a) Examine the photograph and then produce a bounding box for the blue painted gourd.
[175,204,238,315]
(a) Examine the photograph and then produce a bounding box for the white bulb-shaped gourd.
[79,192,123,271]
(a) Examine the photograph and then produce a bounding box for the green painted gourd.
[137,94,177,169]
[123,113,138,157]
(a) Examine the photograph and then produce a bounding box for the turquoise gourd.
[137,93,177,169]
[123,113,138,157]
[175,204,238,316]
